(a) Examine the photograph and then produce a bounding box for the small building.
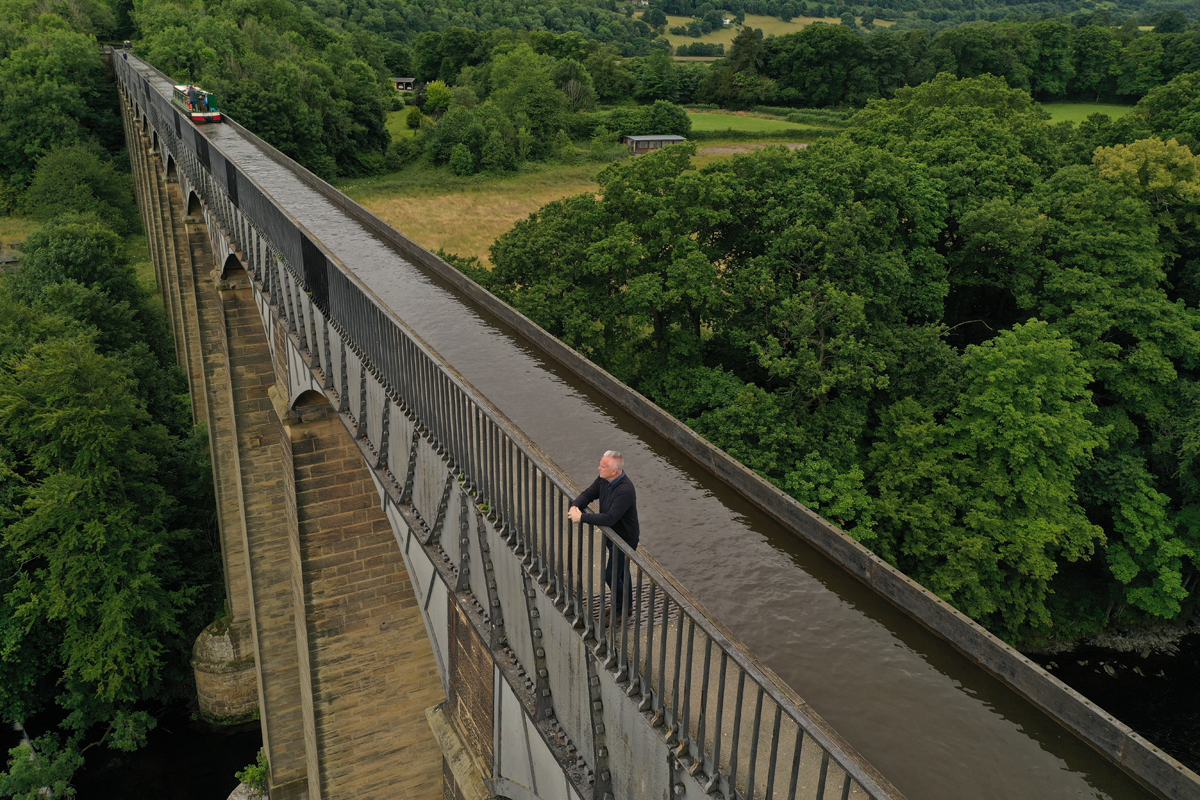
[391,77,417,91]
[622,134,687,154]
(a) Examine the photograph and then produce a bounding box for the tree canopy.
[482,75,1200,644]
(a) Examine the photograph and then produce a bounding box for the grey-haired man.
[569,450,640,622]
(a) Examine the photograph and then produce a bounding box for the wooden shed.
[621,134,687,154]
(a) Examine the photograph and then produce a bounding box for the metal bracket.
[337,341,349,414]
[428,469,456,545]
[400,426,420,505]
[585,649,613,799]
[474,509,506,649]
[356,367,368,440]
[523,574,554,725]
[320,324,333,389]
[455,488,471,593]
[376,399,390,470]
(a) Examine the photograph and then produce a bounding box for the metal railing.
[115,52,902,800]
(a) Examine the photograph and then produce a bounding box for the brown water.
[195,120,1158,799]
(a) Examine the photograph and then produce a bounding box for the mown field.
[659,13,890,48]
[0,216,38,259]
[367,107,825,264]
[1041,102,1135,123]
[385,110,418,138]
[337,163,605,266]
[687,110,818,132]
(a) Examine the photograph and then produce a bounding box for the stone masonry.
[282,404,444,800]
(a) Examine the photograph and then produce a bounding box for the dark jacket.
[573,473,640,547]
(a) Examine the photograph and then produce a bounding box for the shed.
[392,77,417,91]
[622,134,686,153]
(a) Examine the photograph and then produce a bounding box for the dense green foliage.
[480,74,1200,644]
[0,216,222,794]
[0,4,124,198]
[683,15,1200,108]
[134,0,393,178]
[0,2,221,794]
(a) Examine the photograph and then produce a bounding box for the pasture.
[338,163,605,266]
[385,110,418,139]
[1041,102,1135,123]
[659,13,890,48]
[0,216,38,260]
[687,111,818,132]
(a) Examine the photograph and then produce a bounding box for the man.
[568,450,640,623]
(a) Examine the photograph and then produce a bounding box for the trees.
[870,323,1107,638]
[607,101,691,137]
[644,8,668,29]
[0,20,122,190]
[423,79,453,114]
[135,0,392,179]
[705,26,772,107]
[763,23,870,106]
[24,146,140,235]
[490,44,567,152]
[1070,25,1120,100]
[0,216,220,791]
[1026,20,1074,99]
[483,72,1200,643]
[1133,71,1200,152]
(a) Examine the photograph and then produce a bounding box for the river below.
[71,702,260,799]
[1034,630,1200,774]
[53,631,1198,798]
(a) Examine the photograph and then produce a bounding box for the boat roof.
[174,84,214,93]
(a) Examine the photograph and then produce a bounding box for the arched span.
[287,389,336,422]
[489,777,557,800]
[186,191,202,218]
[291,390,330,413]
[151,130,159,154]
[221,252,243,280]
[165,155,177,181]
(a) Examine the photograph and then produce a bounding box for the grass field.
[386,110,418,139]
[125,233,166,314]
[338,132,814,265]
[0,216,38,259]
[1041,102,1135,124]
[337,163,606,266]
[659,13,890,48]
[688,111,817,132]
